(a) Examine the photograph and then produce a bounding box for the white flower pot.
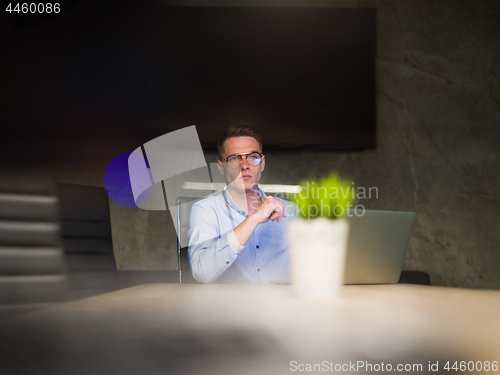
[287,218,349,298]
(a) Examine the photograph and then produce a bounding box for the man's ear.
[260,155,265,172]
[217,160,224,176]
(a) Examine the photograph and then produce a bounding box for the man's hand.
[233,196,286,248]
[250,196,286,224]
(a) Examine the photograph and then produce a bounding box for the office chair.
[175,197,200,284]
[57,183,116,272]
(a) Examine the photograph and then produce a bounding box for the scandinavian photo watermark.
[274,181,379,219]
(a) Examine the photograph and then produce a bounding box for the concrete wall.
[58,0,500,288]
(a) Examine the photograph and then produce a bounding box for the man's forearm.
[232,214,260,247]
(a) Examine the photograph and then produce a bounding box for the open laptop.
[343,209,416,284]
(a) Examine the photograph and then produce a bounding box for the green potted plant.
[287,173,357,297]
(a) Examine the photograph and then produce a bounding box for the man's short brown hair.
[217,124,263,159]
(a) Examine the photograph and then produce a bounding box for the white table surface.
[2,283,499,375]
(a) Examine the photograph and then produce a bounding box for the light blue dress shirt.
[187,188,298,283]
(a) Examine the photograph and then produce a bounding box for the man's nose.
[240,158,250,169]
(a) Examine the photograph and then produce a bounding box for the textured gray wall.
[61,0,500,288]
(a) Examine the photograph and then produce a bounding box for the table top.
[2,283,499,375]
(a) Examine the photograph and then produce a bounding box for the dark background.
[1,1,375,171]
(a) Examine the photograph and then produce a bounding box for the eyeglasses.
[221,152,263,166]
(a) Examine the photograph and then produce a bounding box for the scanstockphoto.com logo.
[290,360,425,372]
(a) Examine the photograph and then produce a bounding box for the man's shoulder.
[191,192,225,210]
[272,196,295,205]
[273,196,294,204]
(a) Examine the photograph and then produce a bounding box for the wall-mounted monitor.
[1,4,376,168]
[159,6,376,151]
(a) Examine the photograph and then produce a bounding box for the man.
[187,124,297,283]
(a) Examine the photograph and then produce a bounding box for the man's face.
[217,136,265,192]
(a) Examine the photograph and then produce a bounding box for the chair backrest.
[175,197,201,283]
[58,183,116,272]
[176,197,200,249]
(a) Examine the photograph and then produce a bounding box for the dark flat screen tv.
[159,6,376,151]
